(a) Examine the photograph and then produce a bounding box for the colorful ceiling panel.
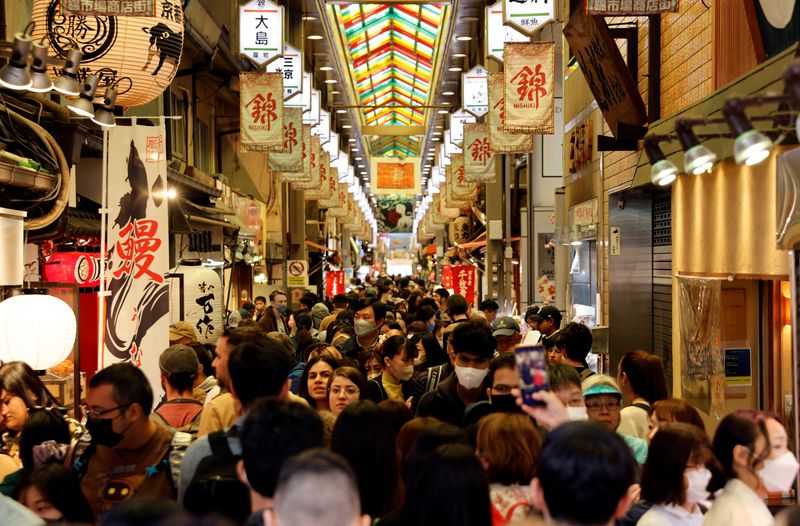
[331,3,449,157]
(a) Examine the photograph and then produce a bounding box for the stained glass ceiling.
[331,3,449,158]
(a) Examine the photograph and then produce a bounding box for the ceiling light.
[331,90,340,95]
[52,48,83,97]
[66,74,99,118]
[723,98,772,166]
[442,91,454,96]
[448,67,462,72]
[352,148,359,152]
[442,101,452,106]
[432,137,441,142]
[342,124,352,129]
[456,36,472,41]
[436,125,443,129]
[433,131,442,135]
[302,15,317,21]
[355,157,363,161]
[307,34,323,40]
[675,119,717,175]
[438,109,449,114]
[644,135,678,186]
[324,79,338,84]
[336,109,347,113]
[320,66,333,71]
[349,138,356,142]
[452,53,467,58]
[0,31,32,90]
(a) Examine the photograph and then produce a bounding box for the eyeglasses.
[585,401,621,412]
[330,387,360,396]
[80,403,132,421]
[492,384,514,395]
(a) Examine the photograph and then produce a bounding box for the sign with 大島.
[62,0,154,16]
[370,157,421,195]
[239,0,283,66]
[104,122,170,399]
[463,123,496,183]
[488,72,533,153]
[486,2,529,63]
[462,65,489,118]
[268,107,303,173]
[586,0,678,15]
[266,42,302,100]
[450,109,477,146]
[504,42,555,135]
[240,72,284,152]
[503,0,556,36]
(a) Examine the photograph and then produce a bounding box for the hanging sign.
[503,0,555,36]
[486,1,529,63]
[488,72,533,153]
[169,261,223,344]
[442,265,454,290]
[462,65,489,118]
[504,42,555,135]
[319,171,340,209]
[62,0,153,16]
[450,109,477,146]
[312,109,331,145]
[324,132,340,161]
[325,270,345,298]
[370,157,421,195]
[289,71,312,110]
[292,136,321,190]
[586,0,678,15]
[239,0,283,66]
[104,122,170,397]
[303,89,321,126]
[287,260,309,287]
[268,107,303,173]
[451,265,476,304]
[448,154,478,202]
[280,124,313,182]
[266,42,302,100]
[240,72,284,152]
[445,130,462,157]
[444,166,471,210]
[305,152,330,200]
[463,122,496,183]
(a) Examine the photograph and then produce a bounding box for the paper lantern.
[169,260,223,344]
[31,0,184,107]
[43,250,103,288]
[0,293,76,370]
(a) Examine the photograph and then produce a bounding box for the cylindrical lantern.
[32,0,184,107]
[43,249,103,288]
[449,216,473,244]
[169,260,223,344]
[0,208,25,286]
[0,292,76,370]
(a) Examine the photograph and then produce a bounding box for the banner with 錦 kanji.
[268,107,303,173]
[292,136,321,190]
[370,157,421,195]
[305,152,330,200]
[463,122,496,183]
[240,72,284,152]
[444,165,471,209]
[280,124,313,182]
[104,123,170,399]
[448,154,479,202]
[504,42,555,135]
[488,72,533,153]
[318,169,339,209]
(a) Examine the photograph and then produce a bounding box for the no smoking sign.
[287,259,308,287]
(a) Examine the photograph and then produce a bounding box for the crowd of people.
[0,275,799,526]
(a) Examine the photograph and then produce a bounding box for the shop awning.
[167,168,221,198]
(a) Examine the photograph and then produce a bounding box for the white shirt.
[618,404,650,439]
[703,479,774,526]
[638,503,703,526]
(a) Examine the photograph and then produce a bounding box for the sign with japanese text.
[444,166,471,209]
[266,42,302,100]
[462,65,489,118]
[318,172,340,209]
[324,132,339,161]
[268,107,303,173]
[240,72,284,152]
[448,153,479,203]
[168,262,222,345]
[488,72,533,153]
[288,70,312,110]
[444,130,462,157]
[239,0,283,66]
[303,88,321,126]
[104,123,170,399]
[463,122,496,183]
[280,124,313,182]
[563,11,648,139]
[292,136,321,191]
[451,265,476,304]
[486,1,529,63]
[504,42,555,135]
[586,0,678,15]
[62,0,154,16]
[449,109,477,146]
[325,270,345,298]
[503,0,555,36]
[370,157,421,195]
[287,260,309,287]
[441,265,454,290]
[312,109,331,145]
[305,152,330,200]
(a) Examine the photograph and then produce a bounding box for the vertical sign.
[240,72,284,152]
[304,88,321,125]
[451,265,476,304]
[503,0,556,36]
[312,109,331,145]
[325,270,345,298]
[266,42,302,100]
[450,108,477,146]
[445,130,462,156]
[239,0,284,66]
[504,42,555,135]
[488,72,533,153]
[462,65,489,118]
[463,122,496,183]
[105,123,170,398]
[486,1,529,63]
[268,107,303,173]
[287,260,309,287]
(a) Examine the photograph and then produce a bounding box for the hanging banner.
[463,122,496,183]
[239,0,284,67]
[318,169,340,208]
[169,261,222,344]
[105,123,170,398]
[266,42,302,100]
[450,109,477,146]
[444,167,471,209]
[325,270,345,298]
[303,89,321,125]
[280,124,313,182]
[305,152,330,200]
[327,185,350,218]
[268,107,303,173]
[451,265,476,304]
[462,65,489,118]
[370,157,421,195]
[486,1,529,63]
[292,136,321,190]
[504,42,555,135]
[445,130,462,157]
[376,195,414,233]
[586,0,678,15]
[488,72,533,153]
[503,0,555,36]
[240,72,284,152]
[448,154,478,203]
[442,265,454,289]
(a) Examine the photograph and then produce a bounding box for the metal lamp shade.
[683,144,717,175]
[31,0,184,107]
[733,129,772,166]
[29,42,53,93]
[0,33,32,90]
[650,159,679,186]
[67,75,99,118]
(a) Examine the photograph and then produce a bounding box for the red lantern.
[43,251,103,288]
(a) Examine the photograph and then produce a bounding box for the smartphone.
[515,343,549,407]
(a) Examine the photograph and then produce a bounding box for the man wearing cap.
[154,345,204,431]
[583,376,648,464]
[169,321,198,346]
[492,316,522,353]
[532,305,562,340]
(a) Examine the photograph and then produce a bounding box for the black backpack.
[182,427,250,524]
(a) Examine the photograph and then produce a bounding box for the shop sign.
[503,0,555,36]
[486,1,529,63]
[442,265,453,290]
[288,71,312,110]
[312,109,331,145]
[462,65,489,118]
[287,260,309,287]
[62,0,153,16]
[445,130,462,156]
[488,72,533,153]
[570,198,598,226]
[566,116,594,176]
[318,172,340,209]
[239,0,284,66]
[370,157,421,195]
[586,0,678,15]
[324,132,339,161]
[280,124,313,182]
[563,10,648,139]
[450,109,477,147]
[451,265,476,304]
[305,152,330,200]
[240,72,284,152]
[504,42,555,135]
[269,107,303,173]
[266,42,302,100]
[463,123,496,183]
[303,88,321,126]
[292,136,321,191]
[325,270,345,298]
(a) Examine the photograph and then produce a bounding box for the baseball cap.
[492,316,521,337]
[169,321,197,342]
[160,344,200,376]
[532,305,562,323]
[583,384,622,399]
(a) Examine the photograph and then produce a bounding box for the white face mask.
[566,406,588,421]
[759,451,800,493]
[354,319,376,337]
[454,365,488,390]
[685,468,712,504]
[392,363,414,382]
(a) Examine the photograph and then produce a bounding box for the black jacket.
[415,375,488,427]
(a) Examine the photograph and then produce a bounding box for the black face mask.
[86,417,125,448]
[491,394,523,414]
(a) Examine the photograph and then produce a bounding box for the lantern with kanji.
[32,0,185,107]
[169,260,223,344]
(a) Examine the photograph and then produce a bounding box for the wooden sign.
[586,0,678,15]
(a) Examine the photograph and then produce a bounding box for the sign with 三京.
[287,260,309,287]
[725,348,752,386]
[239,0,284,67]
[266,42,302,100]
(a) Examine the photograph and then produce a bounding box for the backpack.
[182,426,250,525]
[152,399,204,438]
[425,363,448,393]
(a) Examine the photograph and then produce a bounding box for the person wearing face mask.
[341,299,387,360]
[760,416,799,495]
[254,296,268,322]
[367,335,418,407]
[462,352,526,427]
[703,409,774,526]
[634,423,713,526]
[413,333,448,372]
[258,290,290,334]
[549,364,588,422]
[416,321,494,427]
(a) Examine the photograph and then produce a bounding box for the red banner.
[451,265,476,304]
[325,270,345,298]
[442,265,454,290]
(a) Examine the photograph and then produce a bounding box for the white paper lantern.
[169,260,223,344]
[0,293,76,370]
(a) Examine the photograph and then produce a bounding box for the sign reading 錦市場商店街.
[586,0,678,15]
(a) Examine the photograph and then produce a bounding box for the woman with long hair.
[617,350,668,439]
[298,355,340,412]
